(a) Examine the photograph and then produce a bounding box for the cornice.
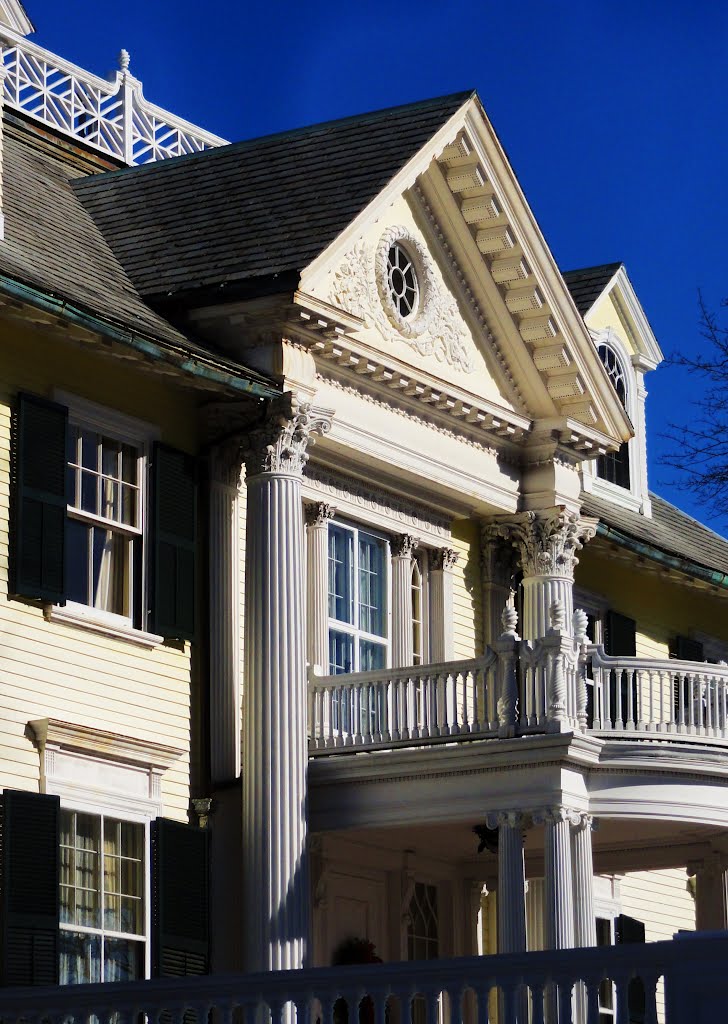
[29,718,182,772]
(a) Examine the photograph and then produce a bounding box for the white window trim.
[582,327,652,516]
[49,390,162,644]
[29,718,181,984]
[328,517,391,672]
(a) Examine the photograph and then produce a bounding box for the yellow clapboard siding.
[451,519,482,660]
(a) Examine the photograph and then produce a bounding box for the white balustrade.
[586,646,728,739]
[308,653,499,751]
[0,30,227,164]
[0,934,724,1024]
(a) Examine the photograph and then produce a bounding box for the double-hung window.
[328,522,389,674]
[60,810,147,983]
[65,425,144,625]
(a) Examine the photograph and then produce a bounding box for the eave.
[0,272,280,401]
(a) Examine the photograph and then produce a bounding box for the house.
[0,2,726,1021]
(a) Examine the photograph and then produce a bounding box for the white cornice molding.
[603,266,663,370]
[29,718,182,773]
[0,0,33,36]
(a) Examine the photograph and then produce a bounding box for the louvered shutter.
[604,611,637,656]
[675,636,704,662]
[149,444,197,640]
[13,393,67,603]
[0,789,60,986]
[615,914,646,1022]
[152,818,209,977]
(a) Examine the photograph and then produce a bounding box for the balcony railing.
[308,603,728,752]
[0,29,227,164]
[0,934,725,1024]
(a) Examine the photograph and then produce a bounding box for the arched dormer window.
[597,344,631,489]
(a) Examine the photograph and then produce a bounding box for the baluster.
[392,676,401,741]
[378,680,387,743]
[615,976,630,1024]
[706,674,714,735]
[585,978,601,1024]
[425,989,440,1024]
[678,671,686,731]
[294,999,311,1024]
[407,675,416,740]
[327,687,336,747]
[361,683,371,744]
[721,678,728,736]
[472,667,481,733]
[689,672,697,732]
[530,983,545,1024]
[477,985,492,1024]
[557,980,573,1024]
[636,668,645,729]
[647,669,654,729]
[658,669,665,730]
[461,670,470,733]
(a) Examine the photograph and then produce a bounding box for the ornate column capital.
[392,533,419,558]
[485,810,524,830]
[485,506,598,580]
[431,546,458,570]
[532,805,585,828]
[304,501,336,527]
[243,393,333,479]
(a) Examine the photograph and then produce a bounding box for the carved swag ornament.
[329,226,476,374]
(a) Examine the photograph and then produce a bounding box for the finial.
[118,49,131,73]
[549,598,565,632]
[501,600,518,638]
[573,607,588,643]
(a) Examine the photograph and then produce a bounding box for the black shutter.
[615,914,646,1023]
[604,611,637,656]
[0,789,60,986]
[13,393,67,603]
[152,818,209,977]
[675,636,704,662]
[150,444,197,640]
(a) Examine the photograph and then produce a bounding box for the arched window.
[411,557,423,666]
[597,344,631,489]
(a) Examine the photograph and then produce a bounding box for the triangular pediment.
[0,0,34,35]
[300,92,633,457]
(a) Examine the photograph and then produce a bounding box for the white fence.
[0,30,227,164]
[0,933,725,1024]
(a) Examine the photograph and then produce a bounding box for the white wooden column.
[304,502,335,673]
[242,395,331,973]
[209,446,242,784]
[536,806,575,950]
[486,508,597,640]
[430,547,458,662]
[571,813,596,947]
[391,534,418,667]
[486,810,527,953]
[526,878,545,951]
[689,852,728,931]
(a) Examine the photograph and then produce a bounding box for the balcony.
[0,933,725,1024]
[308,633,728,754]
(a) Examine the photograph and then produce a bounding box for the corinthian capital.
[243,394,333,478]
[485,506,597,580]
[392,534,419,558]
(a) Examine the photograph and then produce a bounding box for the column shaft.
[305,503,335,673]
[571,816,596,948]
[209,451,241,783]
[494,814,527,953]
[391,535,417,667]
[430,547,458,662]
[522,576,573,642]
[542,812,575,950]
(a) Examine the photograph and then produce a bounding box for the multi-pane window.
[407,882,439,961]
[60,810,146,984]
[328,523,388,674]
[596,344,631,489]
[412,557,424,666]
[66,426,143,622]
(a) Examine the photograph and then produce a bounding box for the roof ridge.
[73,89,476,186]
[561,261,623,277]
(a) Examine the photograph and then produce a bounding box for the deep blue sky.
[22,1,728,532]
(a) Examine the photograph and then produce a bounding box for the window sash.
[327,521,389,674]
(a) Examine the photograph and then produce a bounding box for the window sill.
[44,605,164,649]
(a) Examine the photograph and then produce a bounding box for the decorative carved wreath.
[374,225,436,338]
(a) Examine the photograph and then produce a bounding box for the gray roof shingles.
[582,492,728,579]
[72,91,473,303]
[562,262,622,315]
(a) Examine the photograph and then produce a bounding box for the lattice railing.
[0,30,227,164]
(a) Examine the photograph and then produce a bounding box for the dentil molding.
[329,227,477,374]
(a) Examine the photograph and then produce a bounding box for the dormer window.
[596,344,631,490]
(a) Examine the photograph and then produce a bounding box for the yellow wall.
[0,319,200,819]
[576,542,728,657]
[451,519,483,659]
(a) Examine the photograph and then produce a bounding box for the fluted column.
[486,508,597,640]
[689,852,728,931]
[391,534,418,667]
[535,806,575,950]
[430,547,458,662]
[571,813,596,947]
[209,444,242,784]
[526,878,545,951]
[304,503,336,673]
[486,810,527,953]
[242,394,331,973]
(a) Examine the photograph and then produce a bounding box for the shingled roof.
[72,91,473,305]
[562,262,622,316]
[583,492,728,581]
